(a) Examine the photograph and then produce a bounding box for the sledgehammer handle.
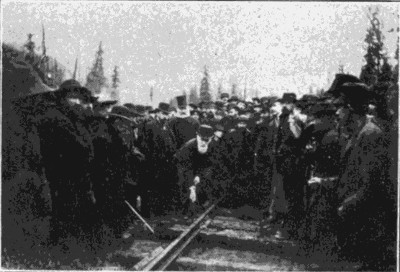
[125,200,155,234]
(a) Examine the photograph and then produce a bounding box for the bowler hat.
[135,105,147,115]
[59,79,82,90]
[158,102,170,114]
[197,124,214,139]
[189,103,198,110]
[220,93,230,99]
[111,105,140,119]
[228,95,239,102]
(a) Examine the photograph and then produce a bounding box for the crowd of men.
[2,70,398,269]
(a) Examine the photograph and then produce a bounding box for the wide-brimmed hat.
[339,82,372,110]
[57,79,97,103]
[326,74,363,97]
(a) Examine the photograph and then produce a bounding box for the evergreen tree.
[24,33,35,61]
[390,27,399,85]
[40,25,50,84]
[72,57,78,80]
[111,65,120,89]
[53,59,65,87]
[150,86,154,103]
[110,65,120,101]
[86,41,107,95]
[200,66,212,102]
[189,86,199,104]
[360,8,391,86]
[217,83,222,99]
[338,64,344,73]
[231,83,238,96]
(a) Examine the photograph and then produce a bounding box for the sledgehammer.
[125,200,155,234]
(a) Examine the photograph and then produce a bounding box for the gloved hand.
[308,176,322,185]
[133,147,146,162]
[189,186,197,203]
[193,176,200,186]
[87,190,96,205]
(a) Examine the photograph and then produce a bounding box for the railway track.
[106,204,308,271]
[99,204,365,271]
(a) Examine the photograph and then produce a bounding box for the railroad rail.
[133,203,218,271]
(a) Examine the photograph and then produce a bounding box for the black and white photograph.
[1,1,399,270]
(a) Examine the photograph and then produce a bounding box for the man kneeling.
[174,125,219,217]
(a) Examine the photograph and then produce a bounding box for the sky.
[2,1,399,106]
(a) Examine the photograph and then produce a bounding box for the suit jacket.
[167,116,200,149]
[174,139,215,189]
[136,118,176,188]
[337,116,388,215]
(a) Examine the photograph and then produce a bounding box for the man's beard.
[198,145,208,154]
[68,104,93,120]
[197,136,210,154]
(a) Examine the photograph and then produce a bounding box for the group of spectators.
[2,64,398,269]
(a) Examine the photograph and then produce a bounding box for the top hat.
[279,93,297,104]
[176,95,187,109]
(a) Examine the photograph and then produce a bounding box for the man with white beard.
[174,124,218,217]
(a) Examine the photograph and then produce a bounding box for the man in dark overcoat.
[135,102,177,217]
[35,80,97,245]
[334,82,394,269]
[174,125,219,216]
[166,95,200,150]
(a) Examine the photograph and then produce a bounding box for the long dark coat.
[135,118,177,215]
[174,138,219,209]
[336,116,393,265]
[166,116,200,149]
[36,104,95,241]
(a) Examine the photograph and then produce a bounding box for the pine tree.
[23,33,41,67]
[110,65,120,101]
[189,86,199,104]
[231,83,237,96]
[53,59,65,87]
[391,29,399,85]
[338,64,344,73]
[217,83,222,99]
[200,66,212,102]
[40,24,50,84]
[72,57,78,80]
[111,65,120,89]
[150,86,154,103]
[24,33,35,59]
[86,41,107,95]
[360,7,391,86]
